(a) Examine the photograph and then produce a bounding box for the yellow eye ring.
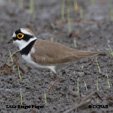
[17,33,24,39]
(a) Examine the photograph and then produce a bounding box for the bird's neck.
[20,39,37,55]
[18,37,37,50]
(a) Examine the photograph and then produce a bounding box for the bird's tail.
[73,51,106,59]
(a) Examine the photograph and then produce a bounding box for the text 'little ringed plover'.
[9,28,104,74]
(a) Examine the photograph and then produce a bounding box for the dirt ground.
[0,0,113,113]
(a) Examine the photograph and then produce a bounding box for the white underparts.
[22,53,56,73]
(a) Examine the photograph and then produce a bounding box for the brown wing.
[31,40,99,65]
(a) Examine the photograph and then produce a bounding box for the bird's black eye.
[17,33,24,39]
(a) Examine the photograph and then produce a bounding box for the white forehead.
[12,32,16,37]
[20,28,33,35]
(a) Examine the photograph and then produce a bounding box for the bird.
[9,28,104,74]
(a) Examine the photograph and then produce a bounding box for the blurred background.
[0,0,113,45]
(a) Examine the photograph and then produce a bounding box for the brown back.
[31,40,99,65]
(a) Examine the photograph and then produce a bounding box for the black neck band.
[20,39,37,55]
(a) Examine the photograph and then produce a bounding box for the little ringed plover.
[9,28,104,74]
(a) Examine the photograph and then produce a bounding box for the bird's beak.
[8,39,13,44]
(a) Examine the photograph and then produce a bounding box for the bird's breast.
[22,54,55,71]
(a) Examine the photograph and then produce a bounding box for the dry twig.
[63,91,102,113]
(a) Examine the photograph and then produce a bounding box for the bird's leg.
[47,72,61,93]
